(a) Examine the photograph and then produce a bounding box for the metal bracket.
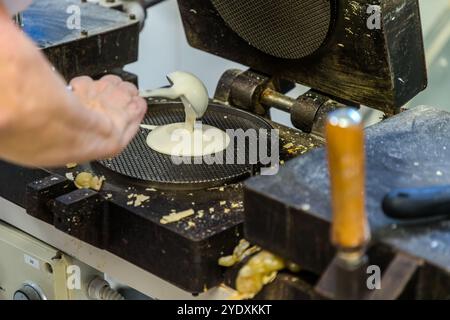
[26,174,77,224]
[366,253,423,300]
[52,189,106,248]
[214,69,274,116]
[315,254,370,300]
[214,69,355,137]
[315,252,423,300]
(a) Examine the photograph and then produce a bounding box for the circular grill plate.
[211,0,332,59]
[97,102,274,190]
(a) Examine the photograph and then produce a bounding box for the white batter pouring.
[141,72,230,157]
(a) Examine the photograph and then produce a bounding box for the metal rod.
[260,88,295,113]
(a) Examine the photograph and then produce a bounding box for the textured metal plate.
[98,101,274,190]
[210,0,332,59]
[23,0,139,81]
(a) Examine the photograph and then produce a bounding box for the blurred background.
[126,0,450,127]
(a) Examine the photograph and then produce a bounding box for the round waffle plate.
[97,101,274,190]
[211,0,333,59]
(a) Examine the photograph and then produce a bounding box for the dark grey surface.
[178,0,427,113]
[210,0,332,59]
[22,0,139,81]
[23,0,134,48]
[246,106,450,272]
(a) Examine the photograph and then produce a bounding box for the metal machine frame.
[0,0,436,300]
[178,0,427,114]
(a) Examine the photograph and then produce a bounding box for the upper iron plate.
[211,0,332,59]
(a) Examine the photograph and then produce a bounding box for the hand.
[0,13,147,167]
[69,75,147,158]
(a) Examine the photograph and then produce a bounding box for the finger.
[101,99,146,158]
[101,117,142,158]
[122,97,147,127]
[120,117,143,151]
[100,74,123,86]
[100,87,134,111]
[120,98,147,142]
[129,96,148,116]
[94,78,113,92]
[118,81,139,96]
[69,76,93,95]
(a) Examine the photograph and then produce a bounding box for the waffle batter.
[143,72,230,157]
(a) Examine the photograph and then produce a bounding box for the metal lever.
[325,108,370,299]
[326,108,370,251]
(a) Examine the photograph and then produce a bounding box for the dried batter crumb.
[197,210,205,218]
[127,194,150,207]
[134,195,150,207]
[301,203,311,211]
[160,209,195,225]
[66,163,77,169]
[220,201,226,206]
[231,202,241,209]
[91,176,105,191]
[74,172,105,191]
[146,188,157,192]
[219,187,225,192]
[283,142,294,149]
[209,207,215,213]
[224,208,231,214]
[65,172,74,181]
[186,221,196,230]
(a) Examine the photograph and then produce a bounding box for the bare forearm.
[0,13,113,166]
[0,5,146,167]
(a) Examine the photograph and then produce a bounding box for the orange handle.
[326,108,370,251]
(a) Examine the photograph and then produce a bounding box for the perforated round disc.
[211,0,333,59]
[97,102,274,190]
